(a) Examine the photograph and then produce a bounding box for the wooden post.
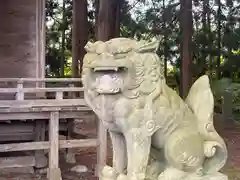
[48,111,62,180]
[36,0,46,81]
[65,84,76,164]
[34,119,48,168]
[56,91,63,100]
[16,80,24,100]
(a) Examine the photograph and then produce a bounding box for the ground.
[0,120,240,180]
[219,125,240,180]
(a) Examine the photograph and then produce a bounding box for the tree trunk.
[227,7,234,80]
[207,2,212,77]
[111,0,121,37]
[199,0,208,76]
[217,0,221,79]
[60,0,66,77]
[97,0,111,40]
[179,0,193,98]
[72,0,88,78]
[97,0,120,41]
[163,0,168,79]
[94,0,99,40]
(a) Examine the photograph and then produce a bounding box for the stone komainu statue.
[82,38,228,180]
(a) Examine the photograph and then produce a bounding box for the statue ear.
[136,40,160,53]
[185,75,214,121]
[84,41,95,52]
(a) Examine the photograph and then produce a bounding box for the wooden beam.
[0,111,92,120]
[0,78,82,83]
[0,99,87,109]
[0,156,35,169]
[0,87,84,93]
[0,139,98,152]
[0,123,34,133]
[0,134,34,142]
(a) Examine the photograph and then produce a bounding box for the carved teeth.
[97,88,120,93]
[93,67,119,72]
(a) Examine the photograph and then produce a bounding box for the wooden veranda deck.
[0,78,107,180]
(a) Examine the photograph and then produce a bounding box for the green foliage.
[211,78,240,119]
[45,0,240,82]
[45,0,72,77]
[44,0,240,117]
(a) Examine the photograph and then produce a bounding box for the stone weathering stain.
[82,38,228,180]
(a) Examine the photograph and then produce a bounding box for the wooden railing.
[0,78,107,180]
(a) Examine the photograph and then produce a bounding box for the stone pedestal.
[186,172,228,180]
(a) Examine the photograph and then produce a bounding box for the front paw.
[158,167,186,180]
[127,173,146,180]
[117,174,128,180]
[100,166,119,180]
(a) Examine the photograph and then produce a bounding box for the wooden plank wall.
[0,0,38,78]
[0,0,45,99]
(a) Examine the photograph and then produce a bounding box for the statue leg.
[100,132,127,180]
[110,132,127,174]
[125,133,151,180]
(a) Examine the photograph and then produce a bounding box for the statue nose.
[100,53,114,61]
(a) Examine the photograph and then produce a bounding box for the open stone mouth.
[92,66,127,73]
[90,66,127,94]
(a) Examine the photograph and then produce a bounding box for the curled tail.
[185,75,228,173]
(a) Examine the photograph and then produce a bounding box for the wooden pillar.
[36,0,46,80]
[0,0,38,79]
[35,0,47,170]
[48,111,62,180]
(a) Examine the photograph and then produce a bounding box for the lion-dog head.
[82,38,164,100]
